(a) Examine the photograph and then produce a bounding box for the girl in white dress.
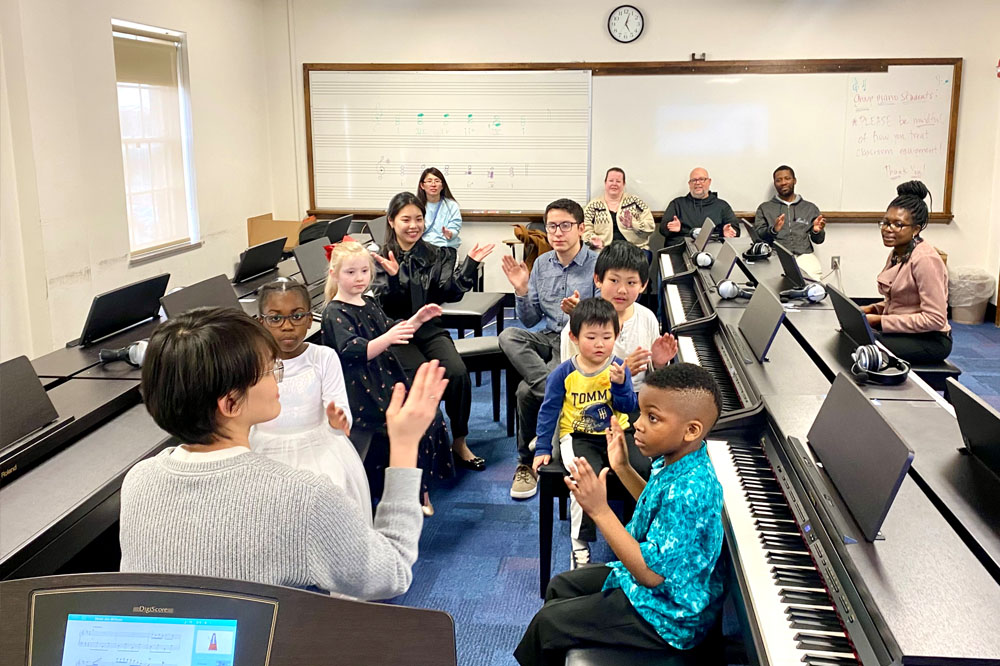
[250,278,372,522]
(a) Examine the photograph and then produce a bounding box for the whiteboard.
[591,65,954,214]
[307,70,591,211]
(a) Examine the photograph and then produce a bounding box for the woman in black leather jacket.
[373,192,495,471]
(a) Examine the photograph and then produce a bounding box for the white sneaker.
[510,464,538,499]
[571,546,591,570]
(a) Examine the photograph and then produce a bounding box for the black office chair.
[298,219,331,245]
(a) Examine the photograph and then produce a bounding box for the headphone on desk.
[695,251,714,268]
[742,242,773,261]
[850,344,911,385]
[718,279,756,300]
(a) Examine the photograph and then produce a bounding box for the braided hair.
[887,180,932,233]
[257,277,311,314]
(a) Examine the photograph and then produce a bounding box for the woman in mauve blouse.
[861,180,952,363]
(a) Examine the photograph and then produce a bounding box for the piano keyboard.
[708,440,860,666]
[676,334,750,414]
[665,281,706,327]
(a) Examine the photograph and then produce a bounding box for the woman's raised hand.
[372,251,399,276]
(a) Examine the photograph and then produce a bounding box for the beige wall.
[263,0,1000,298]
[1,0,273,357]
[3,0,998,361]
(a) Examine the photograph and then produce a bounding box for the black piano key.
[773,571,824,588]
[768,552,814,566]
[795,633,853,653]
[802,656,859,666]
[781,590,834,605]
[787,607,839,622]
[789,617,844,631]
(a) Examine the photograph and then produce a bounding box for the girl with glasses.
[248,278,370,520]
[416,167,462,262]
[860,180,952,363]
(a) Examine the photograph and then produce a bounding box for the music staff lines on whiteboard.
[316,187,587,202]
[311,109,589,123]
[314,162,588,176]
[313,136,588,149]
[310,82,588,95]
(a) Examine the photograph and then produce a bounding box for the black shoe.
[454,453,486,471]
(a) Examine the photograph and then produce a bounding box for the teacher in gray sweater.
[119,307,448,601]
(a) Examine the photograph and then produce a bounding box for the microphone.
[695,251,714,268]
[99,340,148,368]
[780,283,827,303]
[718,280,756,300]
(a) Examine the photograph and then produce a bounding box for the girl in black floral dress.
[321,239,451,515]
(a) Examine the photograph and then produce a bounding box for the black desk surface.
[32,318,162,382]
[232,257,302,298]
[715,307,831,398]
[782,307,935,402]
[763,394,1000,662]
[0,400,169,578]
[875,399,1000,578]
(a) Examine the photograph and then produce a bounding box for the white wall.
[263,0,1000,299]
[1,0,273,357]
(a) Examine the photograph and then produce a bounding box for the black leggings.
[392,325,471,439]
[876,330,953,364]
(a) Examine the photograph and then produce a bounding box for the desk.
[32,319,162,385]
[782,308,935,401]
[764,395,1000,663]
[1,392,167,579]
[874,399,1000,579]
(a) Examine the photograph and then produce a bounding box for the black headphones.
[850,344,911,385]
[743,242,772,261]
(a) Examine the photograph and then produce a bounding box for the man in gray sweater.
[754,165,827,277]
[119,307,447,601]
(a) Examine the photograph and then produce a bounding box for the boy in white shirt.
[560,240,677,393]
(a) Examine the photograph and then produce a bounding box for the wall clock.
[608,5,644,43]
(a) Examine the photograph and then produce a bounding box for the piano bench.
[565,618,725,665]
[453,336,518,435]
[538,462,636,598]
[910,359,962,392]
[441,291,506,386]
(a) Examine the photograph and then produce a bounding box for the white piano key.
[666,284,685,325]
[707,440,857,666]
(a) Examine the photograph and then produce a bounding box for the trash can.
[948,266,995,324]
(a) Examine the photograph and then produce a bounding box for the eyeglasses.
[422,178,442,185]
[261,312,311,328]
[878,220,913,232]
[545,221,579,233]
[688,177,710,184]
[271,359,284,383]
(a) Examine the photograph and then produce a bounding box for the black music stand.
[947,378,1000,478]
[75,274,170,347]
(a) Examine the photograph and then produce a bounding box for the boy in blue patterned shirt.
[515,363,726,666]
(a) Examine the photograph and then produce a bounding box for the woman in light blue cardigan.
[416,167,462,262]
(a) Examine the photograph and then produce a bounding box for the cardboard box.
[247,213,316,251]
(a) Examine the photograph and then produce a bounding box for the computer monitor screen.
[294,238,330,286]
[737,283,786,363]
[827,283,876,347]
[709,240,738,284]
[946,378,1000,477]
[78,274,170,346]
[773,241,806,289]
[160,275,241,318]
[808,373,915,542]
[60,614,237,666]
[233,237,286,283]
[693,218,716,253]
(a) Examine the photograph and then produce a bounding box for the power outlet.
[831,256,841,271]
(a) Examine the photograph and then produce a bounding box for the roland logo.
[1,464,17,479]
[132,605,175,615]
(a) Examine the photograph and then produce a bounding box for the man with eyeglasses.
[660,168,739,248]
[753,165,826,278]
[499,199,599,499]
